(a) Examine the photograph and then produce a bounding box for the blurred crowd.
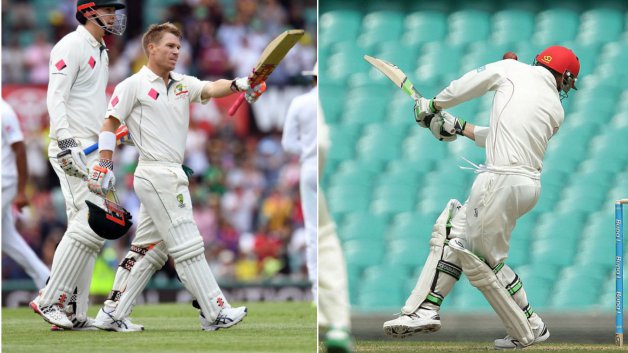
[2,0,317,288]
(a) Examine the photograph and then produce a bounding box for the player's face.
[152,33,180,71]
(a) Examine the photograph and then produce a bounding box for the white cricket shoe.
[494,324,550,349]
[51,317,99,331]
[383,308,441,338]
[30,298,73,329]
[200,306,248,331]
[93,306,144,332]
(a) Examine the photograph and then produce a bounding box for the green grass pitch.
[324,340,627,353]
[3,302,316,353]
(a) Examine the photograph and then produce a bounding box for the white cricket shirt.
[435,59,564,177]
[106,66,208,164]
[48,25,109,141]
[2,100,24,188]
[281,86,317,166]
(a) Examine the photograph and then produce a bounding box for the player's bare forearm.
[201,79,235,100]
[11,141,28,195]
[99,117,121,160]
[461,122,476,141]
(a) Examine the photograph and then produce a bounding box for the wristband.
[99,131,117,152]
[456,118,467,135]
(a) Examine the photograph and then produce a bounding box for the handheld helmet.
[85,195,132,240]
[76,0,127,36]
[535,45,580,97]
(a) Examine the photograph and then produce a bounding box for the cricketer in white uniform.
[87,22,265,331]
[318,102,354,353]
[1,99,50,289]
[383,46,580,350]
[281,62,317,300]
[30,0,127,331]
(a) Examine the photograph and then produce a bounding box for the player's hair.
[142,22,182,57]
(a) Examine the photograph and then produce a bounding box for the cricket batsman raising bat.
[379,45,580,350]
[228,29,305,115]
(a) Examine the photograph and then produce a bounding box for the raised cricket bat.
[228,29,305,116]
[83,125,129,155]
[363,55,423,101]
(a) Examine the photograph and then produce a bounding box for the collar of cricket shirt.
[76,25,106,49]
[141,65,183,83]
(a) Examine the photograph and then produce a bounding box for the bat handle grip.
[83,144,97,155]
[228,93,246,116]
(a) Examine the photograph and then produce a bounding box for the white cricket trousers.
[451,171,540,267]
[2,184,50,289]
[300,160,317,300]
[132,160,227,321]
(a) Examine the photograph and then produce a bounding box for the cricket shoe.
[200,306,248,331]
[93,306,144,332]
[383,308,441,338]
[324,326,354,353]
[494,324,550,350]
[30,297,73,329]
[51,317,99,331]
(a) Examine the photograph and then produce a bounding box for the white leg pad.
[402,199,462,314]
[318,223,351,328]
[168,219,227,322]
[114,242,168,320]
[105,245,152,306]
[71,254,96,322]
[449,238,534,346]
[40,221,103,308]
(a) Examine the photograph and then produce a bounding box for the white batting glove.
[414,97,439,128]
[231,77,250,92]
[429,112,457,142]
[87,160,116,196]
[440,110,467,135]
[57,139,88,178]
[244,82,267,103]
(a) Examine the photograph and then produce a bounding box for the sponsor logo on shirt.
[88,56,96,69]
[111,96,119,107]
[177,193,186,208]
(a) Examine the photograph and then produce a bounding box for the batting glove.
[429,112,457,142]
[57,138,88,178]
[244,82,267,103]
[87,159,116,196]
[414,97,439,128]
[230,77,250,92]
[440,110,467,135]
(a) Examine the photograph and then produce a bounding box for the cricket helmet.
[535,45,580,93]
[76,0,127,35]
[85,195,132,240]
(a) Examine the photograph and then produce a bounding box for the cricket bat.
[363,55,423,101]
[83,125,130,155]
[228,29,305,116]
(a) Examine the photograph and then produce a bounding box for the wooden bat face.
[364,55,423,101]
[249,29,305,85]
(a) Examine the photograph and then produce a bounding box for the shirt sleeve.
[2,102,24,145]
[473,125,489,147]
[281,98,301,155]
[107,79,135,123]
[185,76,210,104]
[47,40,80,141]
[435,61,507,110]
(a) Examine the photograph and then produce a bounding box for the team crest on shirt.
[176,193,186,208]
[174,83,189,99]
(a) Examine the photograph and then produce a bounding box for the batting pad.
[114,242,168,320]
[449,238,534,346]
[40,221,102,307]
[402,199,461,314]
[318,223,351,328]
[168,219,227,321]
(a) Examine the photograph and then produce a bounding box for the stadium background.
[320,0,628,343]
[1,0,317,307]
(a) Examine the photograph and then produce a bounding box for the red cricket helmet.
[535,46,580,95]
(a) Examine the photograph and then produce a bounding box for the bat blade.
[363,55,423,101]
[228,29,305,116]
[83,125,129,155]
